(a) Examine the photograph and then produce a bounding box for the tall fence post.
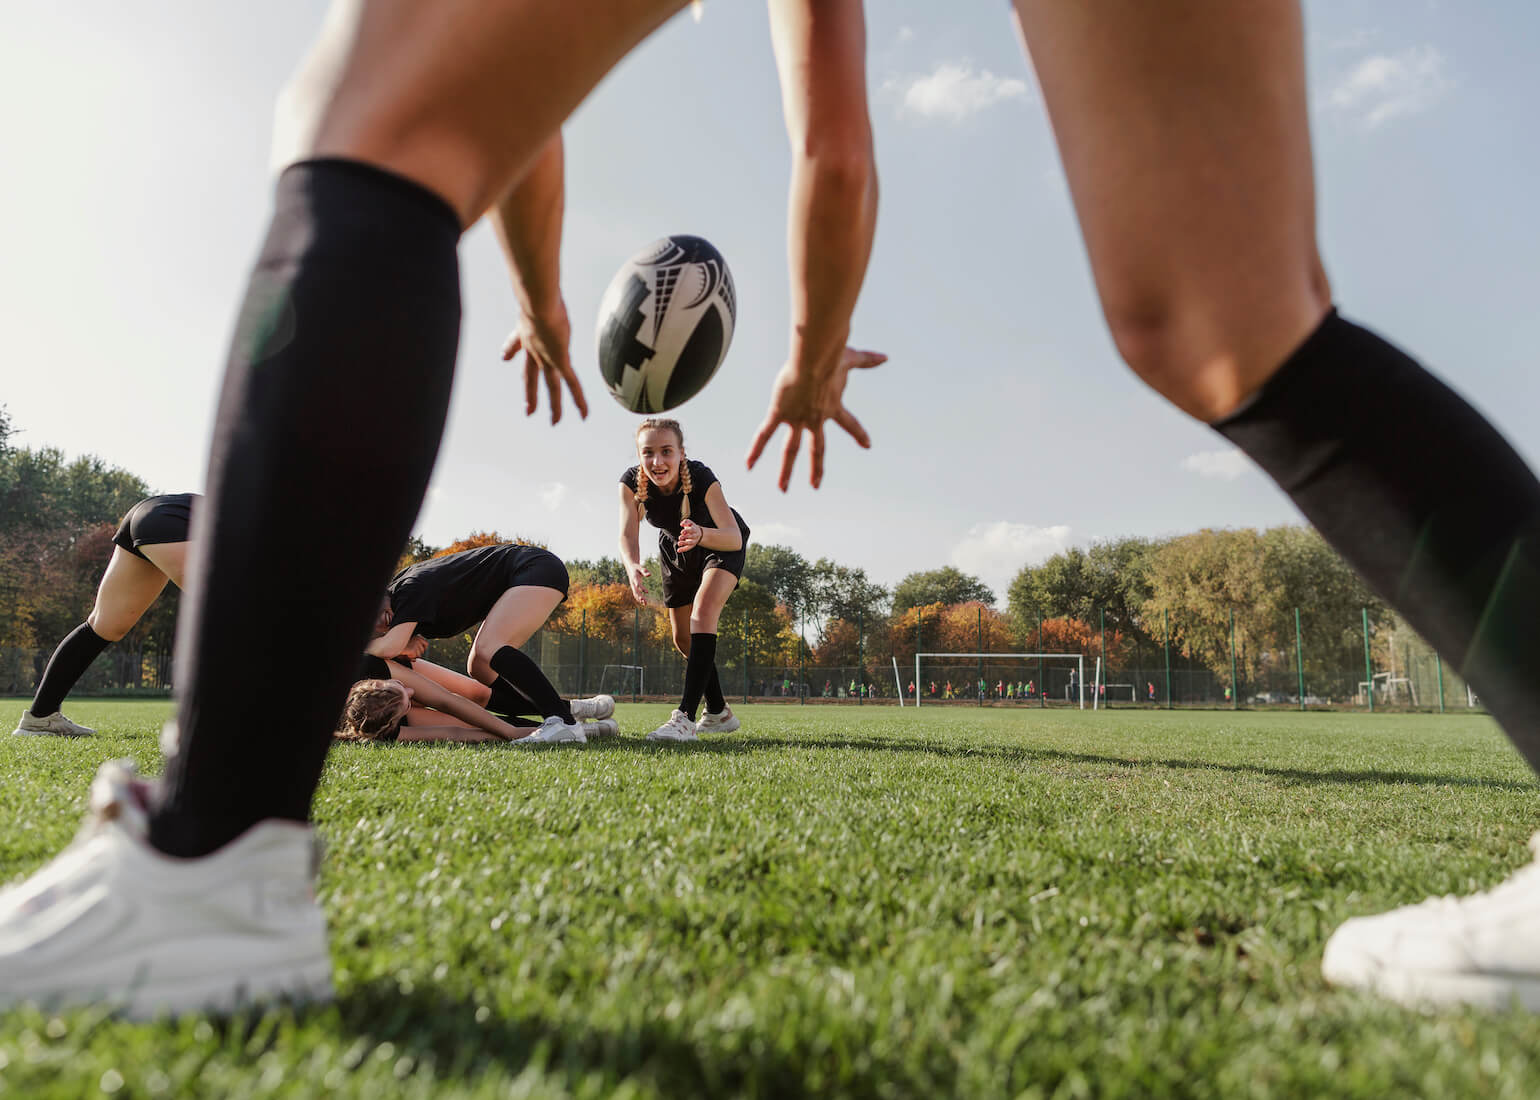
[1037,614,1045,709]
[1099,607,1107,709]
[1435,651,1445,713]
[857,609,864,707]
[632,605,641,703]
[1294,606,1305,711]
[1362,607,1374,713]
[916,607,922,704]
[579,609,587,697]
[743,609,749,705]
[1163,608,1172,710]
[1229,609,1238,709]
[977,605,984,708]
[799,610,806,706]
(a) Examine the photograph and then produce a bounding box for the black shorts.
[387,543,570,638]
[111,494,197,562]
[659,523,749,609]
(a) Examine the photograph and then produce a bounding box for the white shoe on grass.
[0,760,332,1019]
[13,710,95,737]
[646,710,699,743]
[569,695,615,721]
[517,715,587,745]
[581,718,620,739]
[1321,834,1540,1011]
[696,705,740,734]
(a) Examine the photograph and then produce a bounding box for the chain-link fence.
[2,604,1481,715]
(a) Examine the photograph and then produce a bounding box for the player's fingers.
[810,425,826,489]
[848,348,887,370]
[746,416,779,469]
[543,363,563,424]
[778,428,802,493]
[502,333,523,361]
[524,361,539,415]
[834,406,871,449]
[560,361,589,420]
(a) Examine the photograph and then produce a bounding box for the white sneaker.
[581,718,620,739]
[1321,833,1540,1011]
[646,709,699,743]
[516,715,587,745]
[0,760,332,1019]
[13,709,96,737]
[696,705,740,734]
[569,695,616,721]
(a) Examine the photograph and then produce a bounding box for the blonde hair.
[631,418,693,521]
[336,680,409,742]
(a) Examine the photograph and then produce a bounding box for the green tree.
[891,567,993,615]
[567,556,630,588]
[743,544,815,616]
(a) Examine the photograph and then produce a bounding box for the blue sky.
[4,1,1538,600]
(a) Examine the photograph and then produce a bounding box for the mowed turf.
[3,699,1540,1098]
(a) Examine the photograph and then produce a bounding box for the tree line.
[2,407,1416,697]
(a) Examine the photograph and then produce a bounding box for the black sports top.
[386,543,555,638]
[620,459,749,545]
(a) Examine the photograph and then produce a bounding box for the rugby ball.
[596,235,736,413]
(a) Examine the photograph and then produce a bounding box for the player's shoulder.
[688,458,719,486]
[619,464,640,489]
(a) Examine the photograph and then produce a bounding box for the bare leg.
[88,548,173,642]
[467,586,565,683]
[1012,0,1330,420]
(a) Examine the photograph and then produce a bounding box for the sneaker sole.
[12,727,94,738]
[699,717,740,734]
[1327,961,1540,1013]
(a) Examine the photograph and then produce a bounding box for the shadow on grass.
[620,732,1539,794]
[322,977,873,1096]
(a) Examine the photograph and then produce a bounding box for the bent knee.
[86,610,131,643]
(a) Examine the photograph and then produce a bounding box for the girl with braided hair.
[619,419,750,742]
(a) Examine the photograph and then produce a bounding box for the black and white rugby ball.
[596,235,736,413]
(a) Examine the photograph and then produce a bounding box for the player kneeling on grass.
[370,543,613,745]
[13,493,198,738]
[619,418,748,742]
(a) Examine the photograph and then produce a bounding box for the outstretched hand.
[501,302,588,424]
[628,563,652,606]
[746,346,886,490]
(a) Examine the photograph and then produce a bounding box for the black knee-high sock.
[30,623,111,716]
[681,633,718,720]
[1215,308,1540,772]
[486,679,540,723]
[703,665,726,716]
[150,160,462,857]
[489,646,573,722]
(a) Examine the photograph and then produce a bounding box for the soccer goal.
[599,664,645,701]
[914,652,1085,709]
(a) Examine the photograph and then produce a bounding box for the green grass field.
[3,699,1540,1098]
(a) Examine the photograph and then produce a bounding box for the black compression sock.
[489,646,573,722]
[703,665,726,716]
[30,623,111,716]
[680,633,718,721]
[1215,308,1540,771]
[486,679,539,722]
[150,159,462,857]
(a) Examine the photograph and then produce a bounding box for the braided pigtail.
[679,461,693,522]
[632,464,649,512]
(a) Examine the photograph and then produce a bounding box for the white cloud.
[539,482,568,511]
[950,522,1073,599]
[897,25,914,44]
[889,62,1029,123]
[1328,45,1451,128]
[1180,448,1252,481]
[751,521,803,546]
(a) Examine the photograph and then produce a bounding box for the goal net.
[913,652,1085,709]
[599,664,645,700]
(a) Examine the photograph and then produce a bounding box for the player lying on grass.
[13,493,198,738]
[351,651,618,744]
[370,542,614,745]
[619,418,748,743]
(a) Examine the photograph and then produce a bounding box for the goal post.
[914,652,1084,709]
[599,663,645,702]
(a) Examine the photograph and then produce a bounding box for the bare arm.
[491,133,588,424]
[366,620,419,659]
[618,482,651,604]
[388,663,528,741]
[748,0,884,490]
[678,482,742,553]
[409,657,493,705]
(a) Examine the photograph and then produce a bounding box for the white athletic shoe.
[581,718,620,739]
[13,709,95,737]
[569,695,616,721]
[517,715,587,745]
[0,760,332,1019]
[1321,834,1540,1011]
[696,705,740,734]
[646,709,699,743]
